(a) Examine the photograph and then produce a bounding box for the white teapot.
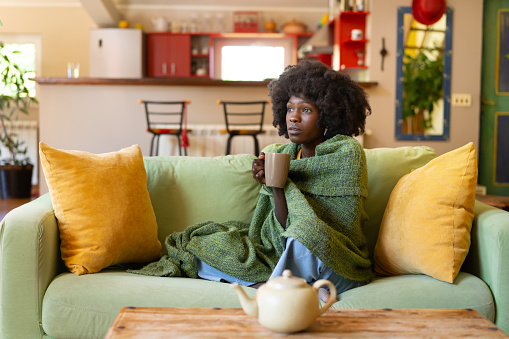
[231,269,337,333]
[151,17,168,32]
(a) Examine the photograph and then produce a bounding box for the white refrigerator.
[89,28,144,78]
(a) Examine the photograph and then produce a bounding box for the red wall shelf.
[340,11,370,16]
[333,11,370,70]
[344,39,370,44]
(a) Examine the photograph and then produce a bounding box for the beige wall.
[1,1,484,161]
[0,6,97,77]
[365,0,483,156]
[0,6,97,121]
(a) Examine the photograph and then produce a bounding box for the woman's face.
[286,95,326,147]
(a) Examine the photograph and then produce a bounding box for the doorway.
[479,1,509,195]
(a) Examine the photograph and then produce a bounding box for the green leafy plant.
[0,42,37,165]
[402,51,444,130]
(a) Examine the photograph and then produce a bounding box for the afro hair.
[268,59,371,139]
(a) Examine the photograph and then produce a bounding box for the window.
[213,37,294,81]
[0,34,41,97]
[0,35,41,185]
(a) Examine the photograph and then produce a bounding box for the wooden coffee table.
[104,307,507,338]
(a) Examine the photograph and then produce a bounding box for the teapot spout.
[230,283,258,318]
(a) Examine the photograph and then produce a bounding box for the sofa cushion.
[41,270,493,339]
[39,143,162,275]
[142,154,259,247]
[332,272,494,322]
[374,143,477,283]
[363,146,437,260]
[41,269,257,339]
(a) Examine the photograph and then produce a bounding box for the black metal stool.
[217,100,269,155]
[140,100,191,156]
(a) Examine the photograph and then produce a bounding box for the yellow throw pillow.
[374,142,477,283]
[39,143,161,275]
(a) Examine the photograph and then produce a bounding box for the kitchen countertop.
[33,77,378,88]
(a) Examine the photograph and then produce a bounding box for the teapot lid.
[266,270,307,290]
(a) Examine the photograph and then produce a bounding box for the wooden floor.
[476,194,509,211]
[0,186,39,220]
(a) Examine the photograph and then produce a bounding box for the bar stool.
[217,100,269,155]
[140,100,190,156]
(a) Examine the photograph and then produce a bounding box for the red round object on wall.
[412,0,446,26]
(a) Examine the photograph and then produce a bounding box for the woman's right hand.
[252,152,266,185]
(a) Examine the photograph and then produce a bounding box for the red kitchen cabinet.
[147,33,191,77]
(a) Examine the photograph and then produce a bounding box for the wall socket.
[451,93,472,107]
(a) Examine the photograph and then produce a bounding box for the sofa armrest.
[0,194,60,339]
[463,200,509,334]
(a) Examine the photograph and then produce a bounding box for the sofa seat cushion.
[332,272,494,321]
[41,269,256,339]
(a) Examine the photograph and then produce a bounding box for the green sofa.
[1,146,508,338]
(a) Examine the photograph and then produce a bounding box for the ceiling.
[0,0,80,5]
[4,0,328,27]
[5,0,328,9]
[112,0,327,7]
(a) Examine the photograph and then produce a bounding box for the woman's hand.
[252,152,266,185]
[253,151,288,228]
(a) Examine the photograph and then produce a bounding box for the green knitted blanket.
[128,135,373,283]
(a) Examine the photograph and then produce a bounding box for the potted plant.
[402,50,444,134]
[0,41,38,198]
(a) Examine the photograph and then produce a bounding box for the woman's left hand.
[252,152,266,185]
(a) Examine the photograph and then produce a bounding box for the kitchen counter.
[33,77,378,88]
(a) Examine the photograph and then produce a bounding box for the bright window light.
[0,43,36,97]
[213,37,293,81]
[221,46,285,81]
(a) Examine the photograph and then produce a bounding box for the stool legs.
[150,134,188,156]
[150,134,157,156]
[226,134,235,155]
[155,135,161,156]
[176,135,182,156]
[225,134,260,156]
[176,135,188,156]
[253,135,260,156]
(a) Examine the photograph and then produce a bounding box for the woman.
[130,60,373,295]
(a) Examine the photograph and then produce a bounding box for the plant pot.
[0,164,33,199]
[402,111,426,134]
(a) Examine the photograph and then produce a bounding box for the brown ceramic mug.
[265,152,291,188]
